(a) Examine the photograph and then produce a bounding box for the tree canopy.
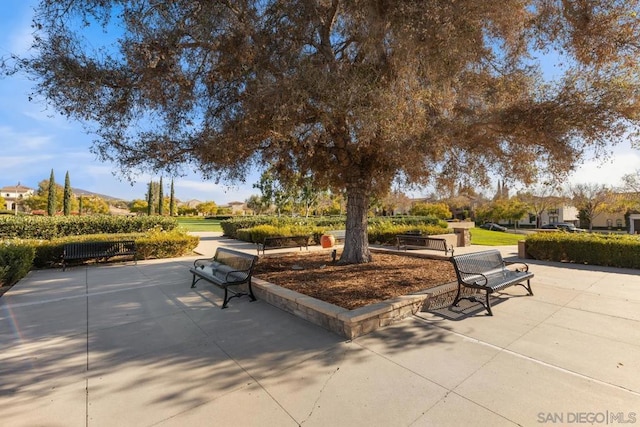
[8,0,640,262]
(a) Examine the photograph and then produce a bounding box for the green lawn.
[176,217,223,232]
[470,228,525,246]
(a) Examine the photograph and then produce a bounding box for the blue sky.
[0,1,258,203]
[1,2,639,203]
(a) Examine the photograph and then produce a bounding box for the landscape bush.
[221,216,329,238]
[0,215,178,240]
[237,224,320,243]
[28,229,198,268]
[221,215,447,239]
[368,224,451,245]
[135,229,200,259]
[0,242,36,286]
[525,232,640,269]
[232,220,451,246]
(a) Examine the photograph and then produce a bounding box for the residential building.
[1,184,34,213]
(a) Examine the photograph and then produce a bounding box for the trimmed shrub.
[525,233,640,269]
[29,229,199,268]
[233,221,451,246]
[237,224,320,244]
[368,224,451,245]
[0,242,36,286]
[220,215,446,239]
[135,229,200,259]
[0,215,178,240]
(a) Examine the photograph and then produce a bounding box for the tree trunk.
[339,186,372,264]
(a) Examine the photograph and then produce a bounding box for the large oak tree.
[8,0,640,262]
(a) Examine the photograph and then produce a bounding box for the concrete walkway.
[1,235,639,426]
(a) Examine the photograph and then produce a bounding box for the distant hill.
[72,188,125,202]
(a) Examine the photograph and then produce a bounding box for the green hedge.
[234,222,451,246]
[0,230,199,290]
[220,216,335,239]
[368,224,451,245]
[237,224,323,243]
[0,215,178,240]
[0,242,36,286]
[28,229,199,268]
[525,233,640,269]
[220,215,447,239]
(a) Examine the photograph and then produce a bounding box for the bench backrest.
[263,235,310,246]
[450,250,505,282]
[214,247,258,272]
[64,241,135,257]
[108,241,136,253]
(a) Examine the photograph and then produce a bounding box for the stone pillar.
[518,240,528,259]
[453,228,471,247]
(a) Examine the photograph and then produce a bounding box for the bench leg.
[247,279,256,302]
[484,291,493,316]
[222,288,230,309]
[525,279,533,295]
[191,274,198,288]
[452,284,462,307]
[452,285,493,316]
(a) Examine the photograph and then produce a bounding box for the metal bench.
[62,240,137,271]
[450,249,533,315]
[396,233,454,255]
[257,235,311,255]
[190,247,258,309]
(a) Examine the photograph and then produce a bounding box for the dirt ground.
[253,250,457,310]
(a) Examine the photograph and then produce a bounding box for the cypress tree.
[146,181,153,215]
[169,179,176,217]
[158,176,164,216]
[79,196,83,216]
[63,171,71,216]
[47,169,56,216]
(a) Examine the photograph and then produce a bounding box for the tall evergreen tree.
[146,181,153,216]
[63,171,72,216]
[169,179,176,217]
[47,169,56,216]
[158,176,164,216]
[78,196,83,216]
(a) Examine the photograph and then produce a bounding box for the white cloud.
[568,151,640,189]
[0,125,53,150]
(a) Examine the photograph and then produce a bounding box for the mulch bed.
[253,250,457,310]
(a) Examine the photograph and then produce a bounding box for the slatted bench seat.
[450,249,534,316]
[62,240,137,271]
[396,233,454,255]
[190,247,258,309]
[257,235,311,255]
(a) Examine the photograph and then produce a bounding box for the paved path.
[1,236,639,426]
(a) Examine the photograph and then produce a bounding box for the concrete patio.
[1,235,639,426]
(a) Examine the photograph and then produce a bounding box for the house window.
[617,219,623,227]
[548,208,559,215]
[549,216,559,223]
[607,219,613,227]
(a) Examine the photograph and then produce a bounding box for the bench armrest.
[504,260,529,272]
[193,258,212,268]
[224,268,251,282]
[456,268,489,286]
